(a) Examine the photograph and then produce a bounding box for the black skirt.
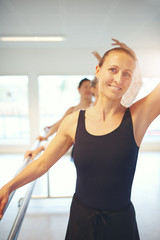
[65,194,140,240]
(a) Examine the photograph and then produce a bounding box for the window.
[38,75,93,131]
[0,76,29,144]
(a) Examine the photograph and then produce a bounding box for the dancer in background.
[38,78,92,141]
[24,78,92,160]
[90,77,99,106]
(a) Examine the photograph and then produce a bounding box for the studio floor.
[0,151,160,240]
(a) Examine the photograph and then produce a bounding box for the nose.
[86,86,92,94]
[113,72,123,85]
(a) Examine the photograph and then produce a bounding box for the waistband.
[74,193,132,214]
[72,194,136,240]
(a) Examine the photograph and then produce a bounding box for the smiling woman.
[96,48,135,106]
[0,44,160,240]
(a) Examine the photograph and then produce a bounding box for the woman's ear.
[95,65,100,78]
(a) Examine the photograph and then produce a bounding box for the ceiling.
[0,0,160,52]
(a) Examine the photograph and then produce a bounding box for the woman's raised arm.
[130,82,160,146]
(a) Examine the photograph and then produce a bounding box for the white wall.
[0,48,97,75]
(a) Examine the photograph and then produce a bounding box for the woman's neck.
[92,96,125,121]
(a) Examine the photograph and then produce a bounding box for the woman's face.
[95,51,135,101]
[78,80,92,100]
[91,82,99,98]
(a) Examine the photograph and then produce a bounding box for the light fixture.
[0,36,65,42]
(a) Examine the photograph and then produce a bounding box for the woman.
[24,78,92,160]
[37,78,92,142]
[0,46,160,239]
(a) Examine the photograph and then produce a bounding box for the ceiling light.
[0,36,65,42]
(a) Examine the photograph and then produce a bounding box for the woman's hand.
[37,136,47,141]
[0,187,9,220]
[24,150,37,160]
[111,38,136,61]
[24,147,44,161]
[111,38,128,49]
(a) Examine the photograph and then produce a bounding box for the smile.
[108,84,122,90]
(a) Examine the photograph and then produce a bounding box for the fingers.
[111,39,131,55]
[92,51,98,55]
[24,149,39,161]
[24,151,32,160]
[37,136,46,141]
[112,38,119,43]
[0,203,3,219]
[111,38,136,60]
[0,199,6,219]
[37,136,42,141]
[111,38,122,46]
[0,191,9,220]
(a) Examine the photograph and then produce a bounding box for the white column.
[28,73,40,145]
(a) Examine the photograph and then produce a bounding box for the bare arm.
[0,112,77,219]
[92,51,102,62]
[38,106,74,141]
[43,119,63,139]
[130,82,160,146]
[37,120,62,141]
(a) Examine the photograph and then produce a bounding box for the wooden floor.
[0,151,160,240]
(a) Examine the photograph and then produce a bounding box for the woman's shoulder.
[59,110,80,140]
[65,110,80,122]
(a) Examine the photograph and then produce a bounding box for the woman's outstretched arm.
[0,112,77,219]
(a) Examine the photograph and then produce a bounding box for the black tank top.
[73,108,139,211]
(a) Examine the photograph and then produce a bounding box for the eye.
[123,72,131,77]
[109,68,117,73]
